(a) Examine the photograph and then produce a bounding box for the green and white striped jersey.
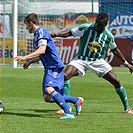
[71,23,117,61]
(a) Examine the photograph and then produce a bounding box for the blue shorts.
[42,68,64,95]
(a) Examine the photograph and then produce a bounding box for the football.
[0,101,4,114]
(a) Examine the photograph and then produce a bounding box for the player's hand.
[126,63,133,74]
[14,56,26,62]
[51,32,56,38]
[23,61,31,69]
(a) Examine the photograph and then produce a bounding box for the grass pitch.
[0,66,133,133]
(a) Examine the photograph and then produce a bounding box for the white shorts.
[68,58,112,77]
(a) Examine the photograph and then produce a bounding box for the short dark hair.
[96,12,109,23]
[24,13,39,25]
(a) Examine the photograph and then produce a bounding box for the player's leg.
[44,86,75,119]
[56,65,79,114]
[45,86,71,114]
[87,59,133,114]
[64,80,71,109]
[64,64,79,80]
[64,64,85,115]
[103,70,133,114]
[56,80,71,114]
[63,95,84,115]
[43,69,75,119]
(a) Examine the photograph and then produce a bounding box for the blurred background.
[0,0,133,67]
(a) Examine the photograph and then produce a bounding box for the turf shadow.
[2,109,59,118]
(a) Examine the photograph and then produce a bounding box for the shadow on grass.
[84,110,123,114]
[2,109,59,118]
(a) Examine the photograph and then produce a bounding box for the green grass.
[0,66,133,133]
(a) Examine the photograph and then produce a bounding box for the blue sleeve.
[37,28,50,41]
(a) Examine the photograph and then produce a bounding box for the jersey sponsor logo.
[88,42,101,52]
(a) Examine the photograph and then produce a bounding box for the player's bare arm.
[23,57,40,69]
[14,45,46,62]
[51,29,71,38]
[111,47,133,73]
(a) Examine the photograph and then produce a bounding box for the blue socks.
[50,90,71,114]
[63,95,78,104]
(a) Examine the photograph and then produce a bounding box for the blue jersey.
[33,28,64,71]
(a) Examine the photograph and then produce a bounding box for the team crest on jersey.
[88,42,101,52]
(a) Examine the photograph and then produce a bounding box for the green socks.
[115,86,129,110]
[64,80,71,109]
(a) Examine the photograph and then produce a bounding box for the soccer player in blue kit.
[14,13,84,119]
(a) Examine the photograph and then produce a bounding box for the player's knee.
[64,65,79,80]
[44,94,51,102]
[64,72,69,80]
[113,78,121,88]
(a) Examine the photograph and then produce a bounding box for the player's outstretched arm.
[23,57,40,69]
[112,47,133,73]
[51,29,71,38]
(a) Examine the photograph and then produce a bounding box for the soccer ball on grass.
[0,101,4,114]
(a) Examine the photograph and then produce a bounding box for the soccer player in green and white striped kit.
[52,12,133,115]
